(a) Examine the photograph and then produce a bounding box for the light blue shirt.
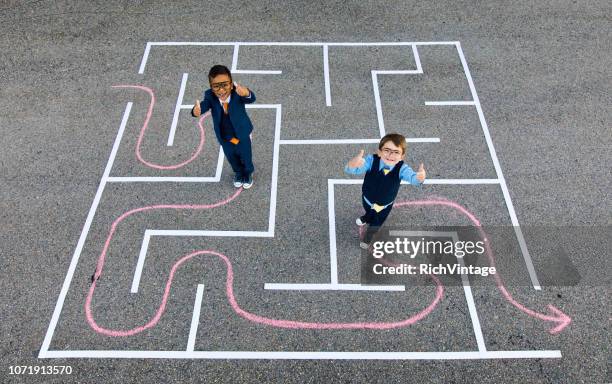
[344,154,422,185]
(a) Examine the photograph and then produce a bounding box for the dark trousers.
[361,197,393,243]
[220,136,254,180]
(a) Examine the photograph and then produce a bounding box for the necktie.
[383,166,391,175]
[222,101,229,114]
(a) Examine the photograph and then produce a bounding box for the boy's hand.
[348,149,365,168]
[235,83,250,97]
[417,163,426,182]
[193,100,201,117]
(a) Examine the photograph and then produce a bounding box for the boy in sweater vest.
[345,133,426,249]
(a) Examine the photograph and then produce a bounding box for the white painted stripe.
[168,73,189,146]
[187,284,205,352]
[41,349,561,360]
[180,104,195,109]
[268,105,281,235]
[39,103,133,357]
[231,44,239,71]
[327,180,339,284]
[412,44,423,73]
[228,45,283,74]
[452,231,487,352]
[148,230,273,237]
[279,138,440,144]
[130,231,152,293]
[455,42,541,290]
[232,70,282,74]
[107,148,224,183]
[280,139,380,145]
[331,179,500,185]
[390,230,487,352]
[461,283,487,352]
[264,283,405,291]
[246,104,282,108]
[148,41,460,47]
[138,43,151,74]
[371,71,385,137]
[425,101,476,106]
[374,70,422,74]
[323,44,331,106]
[214,146,224,181]
[420,179,500,185]
[107,177,221,183]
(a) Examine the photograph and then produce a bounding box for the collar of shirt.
[218,95,231,105]
[378,161,395,171]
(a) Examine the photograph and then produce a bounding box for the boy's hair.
[208,65,233,83]
[378,133,407,154]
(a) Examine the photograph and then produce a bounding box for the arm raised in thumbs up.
[348,149,366,168]
[416,163,426,182]
[192,100,201,117]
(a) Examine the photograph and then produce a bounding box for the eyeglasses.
[381,147,402,156]
[211,81,232,91]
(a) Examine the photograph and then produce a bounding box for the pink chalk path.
[112,84,208,170]
[85,190,444,336]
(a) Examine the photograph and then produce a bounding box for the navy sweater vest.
[362,155,403,205]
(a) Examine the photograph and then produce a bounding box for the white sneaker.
[243,175,253,189]
[356,217,366,226]
[233,175,243,188]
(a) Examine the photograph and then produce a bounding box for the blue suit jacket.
[197,88,256,143]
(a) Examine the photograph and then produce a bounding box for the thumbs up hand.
[235,83,250,97]
[416,163,426,182]
[193,100,201,117]
[348,149,366,168]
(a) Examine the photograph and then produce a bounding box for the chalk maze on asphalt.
[40,42,570,360]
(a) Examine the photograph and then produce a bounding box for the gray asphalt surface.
[1,1,610,383]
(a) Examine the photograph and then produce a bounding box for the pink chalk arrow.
[394,199,571,334]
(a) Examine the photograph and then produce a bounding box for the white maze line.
[231,44,239,71]
[328,179,339,284]
[39,103,134,357]
[231,43,282,74]
[264,283,405,291]
[107,147,225,183]
[412,44,423,73]
[138,42,151,74]
[332,179,500,185]
[131,230,152,293]
[187,284,205,352]
[279,138,439,144]
[42,350,561,360]
[372,71,385,137]
[324,44,332,106]
[425,101,476,106]
[454,42,541,290]
[168,73,189,146]
[138,42,457,75]
[390,230,487,353]
[233,70,283,74]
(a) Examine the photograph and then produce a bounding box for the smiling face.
[209,74,233,101]
[377,140,405,167]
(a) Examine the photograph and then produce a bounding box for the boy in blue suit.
[345,133,426,249]
[193,65,256,188]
